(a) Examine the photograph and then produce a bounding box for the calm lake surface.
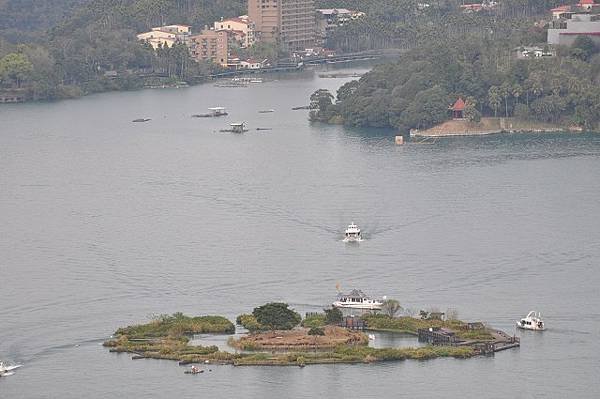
[1,66,600,398]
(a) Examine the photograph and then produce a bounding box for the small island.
[104,302,519,368]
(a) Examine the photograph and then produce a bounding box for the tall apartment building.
[189,30,229,66]
[248,0,315,50]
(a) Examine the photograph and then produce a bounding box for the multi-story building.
[548,13,600,46]
[214,16,256,48]
[189,29,229,66]
[248,0,315,50]
[137,25,191,49]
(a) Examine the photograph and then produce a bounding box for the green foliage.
[570,36,599,61]
[252,303,301,331]
[514,103,530,120]
[0,52,33,88]
[324,307,343,325]
[362,314,494,341]
[464,97,481,122]
[381,299,402,318]
[309,89,337,122]
[115,313,235,339]
[313,31,600,130]
[302,313,327,329]
[236,314,267,332]
[308,327,325,336]
[0,0,238,100]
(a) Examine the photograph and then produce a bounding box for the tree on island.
[309,89,336,122]
[382,299,402,318]
[252,302,301,330]
[324,306,343,324]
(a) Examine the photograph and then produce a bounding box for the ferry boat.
[516,311,545,331]
[343,222,362,242]
[333,289,383,310]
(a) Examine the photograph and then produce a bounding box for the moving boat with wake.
[343,222,362,242]
[0,361,22,377]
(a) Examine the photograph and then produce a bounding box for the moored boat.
[333,289,383,310]
[516,311,545,331]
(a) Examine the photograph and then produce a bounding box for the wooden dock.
[418,327,520,354]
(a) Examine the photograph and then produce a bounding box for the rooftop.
[338,289,370,299]
[317,8,354,15]
[451,97,466,111]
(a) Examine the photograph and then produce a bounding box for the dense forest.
[316,0,567,52]
[0,0,246,100]
[0,0,90,42]
[309,7,600,132]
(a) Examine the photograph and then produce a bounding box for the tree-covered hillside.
[310,31,600,131]
[0,0,91,42]
[0,0,247,101]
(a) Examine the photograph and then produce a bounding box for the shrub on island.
[252,302,301,330]
[114,312,235,339]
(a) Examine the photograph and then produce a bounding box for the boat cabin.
[344,222,361,240]
[337,289,370,304]
[208,107,227,116]
[230,122,246,133]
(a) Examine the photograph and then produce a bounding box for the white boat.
[516,311,545,331]
[343,222,362,242]
[333,289,383,310]
[0,361,22,377]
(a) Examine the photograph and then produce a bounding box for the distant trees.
[324,306,343,324]
[309,89,337,122]
[311,25,600,131]
[570,36,599,61]
[0,53,33,88]
[0,0,244,100]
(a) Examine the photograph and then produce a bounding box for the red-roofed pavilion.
[450,98,466,119]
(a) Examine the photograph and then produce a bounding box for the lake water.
[1,66,600,398]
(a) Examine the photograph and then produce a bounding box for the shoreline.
[409,117,589,138]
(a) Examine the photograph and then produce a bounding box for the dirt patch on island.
[232,326,368,350]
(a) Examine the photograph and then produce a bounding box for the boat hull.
[516,322,545,331]
[332,301,382,310]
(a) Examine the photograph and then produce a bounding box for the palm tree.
[488,86,501,117]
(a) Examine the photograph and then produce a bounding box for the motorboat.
[343,222,362,242]
[516,311,545,331]
[184,365,204,374]
[192,107,228,118]
[333,289,383,310]
[0,361,22,377]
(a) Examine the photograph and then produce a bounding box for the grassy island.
[104,306,516,368]
[103,313,237,364]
